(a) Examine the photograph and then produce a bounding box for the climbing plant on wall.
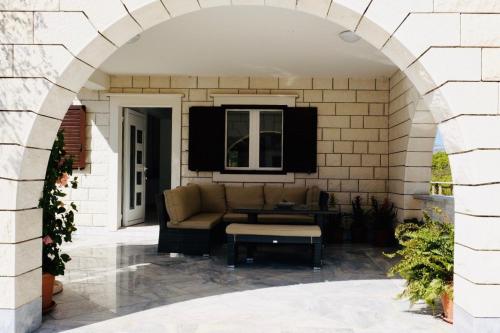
[38,130,78,276]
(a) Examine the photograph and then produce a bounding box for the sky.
[433,130,445,152]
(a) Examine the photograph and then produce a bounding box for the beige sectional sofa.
[157,183,323,255]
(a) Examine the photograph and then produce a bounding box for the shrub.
[370,197,397,231]
[385,210,454,309]
[351,196,368,227]
[39,130,78,276]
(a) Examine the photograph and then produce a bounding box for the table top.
[231,204,339,215]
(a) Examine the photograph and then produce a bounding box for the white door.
[123,108,147,226]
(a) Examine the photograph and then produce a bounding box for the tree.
[431,151,452,183]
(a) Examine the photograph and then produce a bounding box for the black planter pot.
[350,225,367,243]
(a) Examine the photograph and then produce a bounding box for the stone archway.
[1,2,499,332]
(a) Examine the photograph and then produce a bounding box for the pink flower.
[56,173,69,187]
[43,235,53,245]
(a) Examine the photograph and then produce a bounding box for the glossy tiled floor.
[37,225,452,333]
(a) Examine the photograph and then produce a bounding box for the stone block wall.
[388,71,436,220]
[66,89,112,227]
[108,75,390,213]
[68,75,391,219]
[69,73,439,225]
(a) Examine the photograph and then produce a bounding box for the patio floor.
[37,225,452,333]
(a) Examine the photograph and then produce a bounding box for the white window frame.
[225,108,284,171]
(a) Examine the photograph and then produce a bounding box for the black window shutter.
[283,107,317,173]
[188,106,225,171]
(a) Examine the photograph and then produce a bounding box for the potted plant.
[385,210,454,323]
[325,193,343,243]
[369,197,397,247]
[39,130,78,313]
[350,196,368,243]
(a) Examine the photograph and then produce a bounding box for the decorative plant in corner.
[370,197,397,247]
[350,196,368,242]
[39,130,78,313]
[326,193,343,243]
[385,210,454,323]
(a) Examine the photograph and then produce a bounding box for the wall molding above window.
[211,94,297,107]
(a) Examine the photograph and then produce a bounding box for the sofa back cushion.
[226,186,264,209]
[264,186,307,205]
[306,186,320,206]
[198,183,226,213]
[164,185,201,223]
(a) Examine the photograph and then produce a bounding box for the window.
[225,109,283,171]
[188,105,317,174]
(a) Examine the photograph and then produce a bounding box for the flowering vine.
[38,130,78,276]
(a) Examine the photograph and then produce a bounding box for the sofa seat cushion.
[264,186,307,206]
[164,185,201,223]
[226,186,264,209]
[223,213,248,223]
[197,183,226,213]
[226,223,321,237]
[167,213,223,230]
[257,214,314,224]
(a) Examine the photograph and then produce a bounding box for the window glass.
[129,125,136,210]
[226,111,249,168]
[137,130,143,144]
[137,150,142,164]
[259,111,282,168]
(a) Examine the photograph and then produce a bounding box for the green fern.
[385,210,454,310]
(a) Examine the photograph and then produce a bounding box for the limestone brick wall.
[69,75,391,215]
[63,89,112,227]
[388,71,436,220]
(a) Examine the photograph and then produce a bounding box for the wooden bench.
[226,223,323,269]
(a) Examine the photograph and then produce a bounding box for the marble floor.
[37,225,452,333]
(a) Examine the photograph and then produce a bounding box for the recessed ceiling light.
[339,30,360,43]
[127,34,141,45]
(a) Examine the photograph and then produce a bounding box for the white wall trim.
[213,172,294,183]
[212,94,297,107]
[107,94,182,230]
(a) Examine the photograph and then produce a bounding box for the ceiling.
[100,6,397,78]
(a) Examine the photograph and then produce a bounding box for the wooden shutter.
[188,106,225,171]
[59,105,86,169]
[283,107,317,173]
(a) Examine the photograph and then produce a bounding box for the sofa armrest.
[156,193,170,231]
[319,191,329,211]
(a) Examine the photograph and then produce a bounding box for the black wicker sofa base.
[226,223,323,269]
[156,194,225,255]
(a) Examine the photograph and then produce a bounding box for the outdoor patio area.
[37,225,451,333]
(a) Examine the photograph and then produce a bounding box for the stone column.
[442,114,500,332]
[428,77,500,331]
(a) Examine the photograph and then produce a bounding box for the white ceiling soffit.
[100,6,397,78]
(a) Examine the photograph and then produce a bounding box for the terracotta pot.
[42,273,55,312]
[441,293,453,324]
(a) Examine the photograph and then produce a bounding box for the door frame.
[106,93,182,230]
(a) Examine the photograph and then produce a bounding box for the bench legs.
[227,236,237,268]
[313,242,322,270]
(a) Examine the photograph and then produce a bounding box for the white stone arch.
[387,70,439,221]
[1,1,499,332]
